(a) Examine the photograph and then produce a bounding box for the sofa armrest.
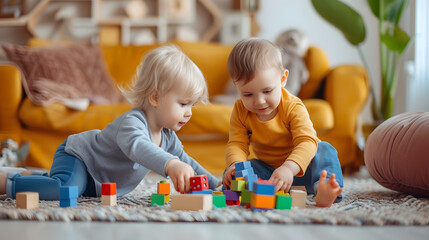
[0,64,23,140]
[324,65,368,137]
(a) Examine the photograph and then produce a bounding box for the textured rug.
[1,170,428,226]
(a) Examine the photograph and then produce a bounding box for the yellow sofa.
[0,40,368,174]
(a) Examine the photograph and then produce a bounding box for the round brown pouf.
[364,112,429,196]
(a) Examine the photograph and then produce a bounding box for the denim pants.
[244,141,343,201]
[7,140,96,200]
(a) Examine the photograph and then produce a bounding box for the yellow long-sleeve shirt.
[225,88,319,176]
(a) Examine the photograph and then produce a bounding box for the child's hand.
[222,164,236,189]
[165,159,195,193]
[269,165,294,193]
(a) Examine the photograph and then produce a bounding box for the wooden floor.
[1,221,428,240]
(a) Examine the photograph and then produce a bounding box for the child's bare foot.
[315,170,343,207]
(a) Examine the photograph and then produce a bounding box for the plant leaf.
[380,26,411,54]
[368,0,409,25]
[311,0,366,46]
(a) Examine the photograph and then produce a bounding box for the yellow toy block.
[171,194,212,211]
[275,190,289,196]
[164,194,170,202]
[16,192,39,210]
[213,191,224,195]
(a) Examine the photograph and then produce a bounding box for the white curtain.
[406,0,429,112]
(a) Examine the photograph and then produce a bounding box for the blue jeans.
[228,141,344,202]
[7,140,96,200]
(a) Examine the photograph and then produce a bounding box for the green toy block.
[275,195,292,210]
[212,194,226,208]
[240,189,252,204]
[151,193,165,206]
[231,180,246,192]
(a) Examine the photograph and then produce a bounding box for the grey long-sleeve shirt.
[65,108,218,197]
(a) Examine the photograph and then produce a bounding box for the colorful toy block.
[230,180,246,192]
[235,161,252,171]
[275,195,292,210]
[236,168,255,178]
[212,194,226,208]
[60,186,79,199]
[213,191,224,195]
[226,200,240,206]
[190,175,209,191]
[151,193,165,206]
[191,189,213,194]
[253,182,275,195]
[101,183,117,195]
[60,186,78,208]
[157,181,170,195]
[244,174,258,182]
[171,194,213,211]
[240,190,252,204]
[101,183,117,206]
[60,199,78,208]
[251,193,276,209]
[16,192,39,210]
[235,177,245,181]
[275,190,289,196]
[223,190,240,201]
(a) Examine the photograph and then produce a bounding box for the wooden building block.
[101,194,117,206]
[212,194,226,208]
[60,186,79,200]
[157,181,170,195]
[276,195,292,210]
[230,180,246,192]
[240,190,252,204]
[16,192,39,210]
[253,182,275,195]
[235,161,252,171]
[151,193,165,206]
[101,183,117,196]
[290,189,307,208]
[60,198,77,208]
[251,193,275,209]
[171,194,212,211]
[190,175,209,191]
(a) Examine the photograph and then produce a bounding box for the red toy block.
[190,175,209,191]
[101,183,117,195]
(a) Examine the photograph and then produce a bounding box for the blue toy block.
[236,168,255,178]
[191,189,213,194]
[60,198,77,208]
[253,182,275,195]
[223,190,240,201]
[244,174,258,182]
[60,186,79,200]
[235,161,252,171]
[247,179,257,191]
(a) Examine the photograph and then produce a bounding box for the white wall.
[256,0,380,124]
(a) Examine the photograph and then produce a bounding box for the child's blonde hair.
[227,38,284,85]
[121,45,208,109]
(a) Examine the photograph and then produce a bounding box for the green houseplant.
[311,0,411,121]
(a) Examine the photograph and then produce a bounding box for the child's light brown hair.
[227,38,284,85]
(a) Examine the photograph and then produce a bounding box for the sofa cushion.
[18,98,132,134]
[3,41,125,106]
[302,99,334,132]
[177,103,233,140]
[364,112,429,196]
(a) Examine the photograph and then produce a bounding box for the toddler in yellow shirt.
[223,38,343,207]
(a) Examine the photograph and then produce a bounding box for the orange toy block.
[101,194,117,206]
[157,182,170,195]
[101,183,117,195]
[171,194,212,211]
[16,192,39,210]
[251,193,275,209]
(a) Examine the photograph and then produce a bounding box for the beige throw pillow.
[2,41,125,106]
